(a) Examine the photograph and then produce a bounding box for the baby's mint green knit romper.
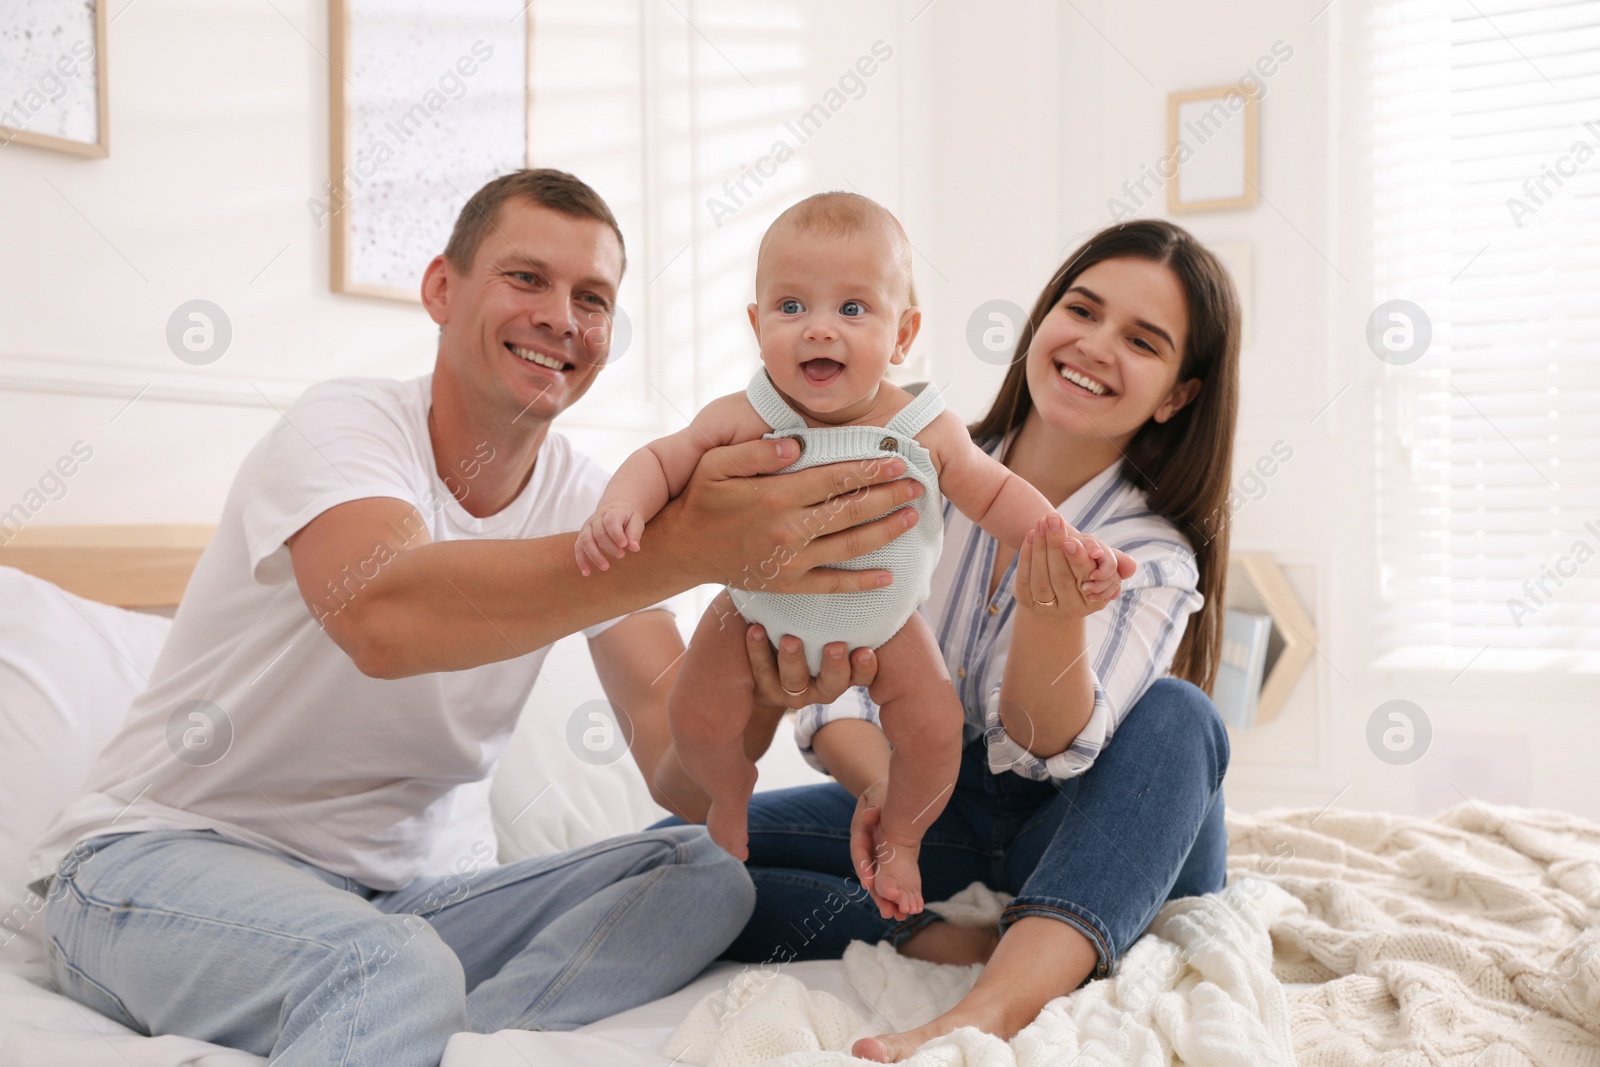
[727,369,946,675]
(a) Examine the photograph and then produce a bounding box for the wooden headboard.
[0,525,215,609]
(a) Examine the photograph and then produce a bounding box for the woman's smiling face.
[1023,256,1199,445]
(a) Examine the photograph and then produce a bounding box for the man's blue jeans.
[719,678,1230,980]
[41,824,754,1066]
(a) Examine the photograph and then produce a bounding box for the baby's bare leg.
[668,591,761,860]
[866,612,965,918]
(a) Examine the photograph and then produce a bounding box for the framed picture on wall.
[1166,84,1259,214]
[0,0,109,158]
[327,0,535,302]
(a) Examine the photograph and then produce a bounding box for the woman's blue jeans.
[698,677,1230,982]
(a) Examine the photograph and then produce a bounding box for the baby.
[576,193,1125,917]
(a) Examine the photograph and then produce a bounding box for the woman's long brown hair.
[970,220,1240,694]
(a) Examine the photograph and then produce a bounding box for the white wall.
[907,0,1353,818]
[902,0,1595,824]
[0,0,911,514]
[2,0,1593,821]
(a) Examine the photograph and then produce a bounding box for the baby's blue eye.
[840,301,863,317]
[781,299,803,314]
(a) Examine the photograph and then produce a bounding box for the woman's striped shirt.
[793,441,1204,783]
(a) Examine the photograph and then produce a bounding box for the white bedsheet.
[444,961,873,1067]
[0,958,867,1067]
[0,964,262,1067]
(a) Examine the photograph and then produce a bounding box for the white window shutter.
[1370,0,1600,660]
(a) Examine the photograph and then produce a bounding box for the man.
[29,169,916,1065]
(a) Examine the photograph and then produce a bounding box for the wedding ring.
[780,682,809,697]
[1034,595,1059,608]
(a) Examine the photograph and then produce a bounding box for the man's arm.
[585,610,705,818]
[290,437,925,679]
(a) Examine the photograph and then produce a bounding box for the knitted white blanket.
[665,878,1298,1065]
[665,802,1600,1066]
[1231,801,1600,1066]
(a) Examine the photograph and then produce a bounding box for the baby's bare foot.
[705,798,750,862]
[869,835,924,919]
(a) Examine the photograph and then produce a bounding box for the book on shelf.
[1213,608,1273,730]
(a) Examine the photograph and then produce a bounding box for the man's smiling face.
[424,198,625,428]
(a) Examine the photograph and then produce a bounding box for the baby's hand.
[1015,515,1133,616]
[575,501,644,576]
[1075,534,1129,603]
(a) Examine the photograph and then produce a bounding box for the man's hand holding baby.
[571,432,925,587]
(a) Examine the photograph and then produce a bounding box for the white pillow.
[0,567,170,972]
[490,634,670,862]
[0,567,636,949]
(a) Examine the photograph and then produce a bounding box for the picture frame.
[0,0,109,158]
[327,0,536,302]
[1166,84,1259,215]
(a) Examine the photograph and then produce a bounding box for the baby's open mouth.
[801,358,844,386]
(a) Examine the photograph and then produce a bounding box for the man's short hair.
[442,168,627,277]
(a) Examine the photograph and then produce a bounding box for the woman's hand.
[745,626,879,711]
[849,775,891,902]
[1014,514,1123,619]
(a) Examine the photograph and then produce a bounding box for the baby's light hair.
[756,191,914,303]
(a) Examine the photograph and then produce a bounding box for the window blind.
[1369,0,1600,660]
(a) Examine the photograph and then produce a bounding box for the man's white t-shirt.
[29,374,628,892]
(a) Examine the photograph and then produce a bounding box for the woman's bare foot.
[853,916,1100,1062]
[851,994,1022,1062]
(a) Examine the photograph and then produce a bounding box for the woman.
[718,217,1241,1061]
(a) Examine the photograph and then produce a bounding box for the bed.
[2,526,1596,1067]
